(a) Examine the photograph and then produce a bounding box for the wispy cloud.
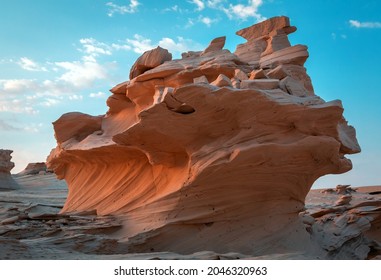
[39,97,61,107]
[125,34,155,54]
[68,94,83,101]
[0,119,43,133]
[24,123,43,133]
[163,5,186,13]
[0,96,40,114]
[111,43,132,51]
[0,119,20,131]
[0,79,38,94]
[186,15,218,28]
[0,37,116,115]
[189,0,205,11]
[222,0,265,21]
[55,60,108,88]
[106,0,140,17]
[331,33,347,40]
[89,91,106,98]
[199,16,218,27]
[79,38,113,57]
[1,32,202,115]
[17,57,47,72]
[115,34,204,55]
[109,34,202,55]
[158,37,203,54]
[187,0,265,23]
[206,0,223,7]
[349,19,381,28]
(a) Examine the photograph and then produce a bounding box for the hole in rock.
[172,104,195,114]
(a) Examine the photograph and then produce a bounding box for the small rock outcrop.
[129,46,172,80]
[0,149,19,190]
[18,162,51,175]
[47,16,361,256]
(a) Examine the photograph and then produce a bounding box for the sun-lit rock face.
[0,149,19,190]
[47,16,360,255]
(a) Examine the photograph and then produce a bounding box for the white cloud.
[40,98,61,107]
[55,60,108,88]
[126,34,155,54]
[206,0,223,7]
[114,34,203,56]
[0,79,38,94]
[0,33,202,115]
[158,37,198,54]
[163,5,182,13]
[68,94,83,101]
[125,35,204,56]
[185,16,218,28]
[0,99,39,114]
[111,43,132,51]
[24,123,43,133]
[79,38,113,57]
[189,0,205,11]
[0,38,117,115]
[89,91,106,98]
[106,0,140,17]
[199,16,218,27]
[1,60,110,114]
[184,0,265,23]
[349,20,381,29]
[222,0,266,21]
[17,57,47,72]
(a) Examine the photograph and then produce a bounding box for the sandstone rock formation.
[47,16,361,256]
[17,162,51,176]
[304,185,381,259]
[0,149,19,190]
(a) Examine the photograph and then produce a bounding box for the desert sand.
[1,16,380,259]
[1,170,380,259]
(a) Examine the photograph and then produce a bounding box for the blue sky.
[0,0,380,188]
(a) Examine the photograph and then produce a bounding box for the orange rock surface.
[47,16,361,255]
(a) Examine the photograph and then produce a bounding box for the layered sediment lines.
[47,16,361,255]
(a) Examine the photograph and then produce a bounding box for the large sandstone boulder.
[47,16,360,256]
[129,46,172,80]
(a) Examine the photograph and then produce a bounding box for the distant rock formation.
[47,16,360,256]
[0,149,19,190]
[18,162,51,175]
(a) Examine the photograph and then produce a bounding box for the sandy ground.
[0,173,380,259]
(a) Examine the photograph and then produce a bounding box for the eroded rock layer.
[0,149,19,190]
[47,16,361,256]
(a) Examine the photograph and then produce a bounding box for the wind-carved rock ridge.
[47,16,361,256]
